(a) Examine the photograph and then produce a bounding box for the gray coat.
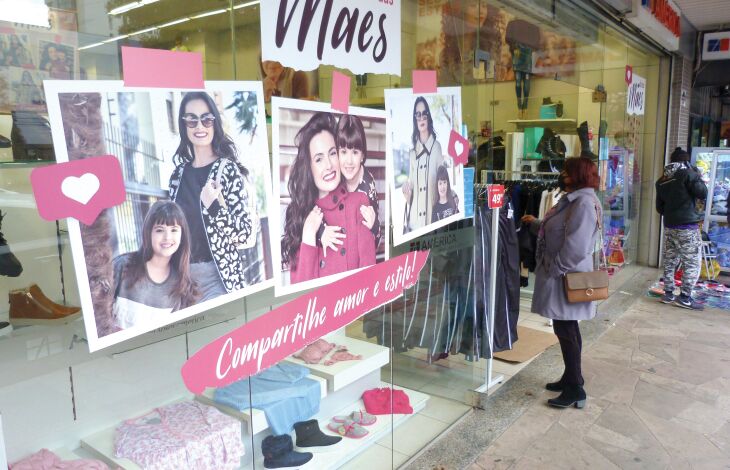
[529,188,601,321]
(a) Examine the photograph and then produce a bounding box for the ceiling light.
[158,17,190,29]
[109,0,159,16]
[129,26,158,36]
[102,34,129,43]
[191,9,227,19]
[78,42,105,51]
[233,0,260,10]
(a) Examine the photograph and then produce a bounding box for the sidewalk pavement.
[404,268,730,470]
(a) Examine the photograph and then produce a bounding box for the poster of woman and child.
[385,87,466,246]
[44,81,274,351]
[271,98,388,296]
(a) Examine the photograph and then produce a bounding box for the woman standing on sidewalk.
[521,157,602,409]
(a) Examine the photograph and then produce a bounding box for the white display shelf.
[242,384,429,470]
[195,374,328,435]
[284,336,389,392]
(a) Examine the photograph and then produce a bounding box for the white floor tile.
[418,395,471,424]
[376,413,451,456]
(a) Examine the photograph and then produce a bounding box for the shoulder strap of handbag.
[563,195,608,270]
[214,159,228,210]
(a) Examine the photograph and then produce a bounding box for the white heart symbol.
[454,140,464,156]
[61,173,100,205]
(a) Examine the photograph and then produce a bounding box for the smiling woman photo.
[281,112,376,284]
[112,201,198,329]
[168,91,253,301]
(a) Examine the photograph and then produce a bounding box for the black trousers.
[553,320,584,386]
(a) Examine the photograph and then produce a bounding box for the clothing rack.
[473,182,505,393]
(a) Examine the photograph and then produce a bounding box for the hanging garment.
[214,363,320,435]
[114,401,244,470]
[475,204,521,358]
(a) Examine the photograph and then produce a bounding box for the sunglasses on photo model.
[182,113,216,128]
[414,110,430,120]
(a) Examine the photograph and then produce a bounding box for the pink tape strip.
[122,46,204,89]
[412,70,437,94]
[181,251,430,394]
[331,70,351,113]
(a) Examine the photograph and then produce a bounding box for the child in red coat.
[282,112,376,285]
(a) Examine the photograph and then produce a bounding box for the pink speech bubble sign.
[122,46,204,89]
[412,70,437,94]
[447,129,470,166]
[181,250,430,394]
[331,70,351,113]
[30,156,126,226]
[625,65,633,85]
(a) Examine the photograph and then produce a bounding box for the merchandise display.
[213,363,321,435]
[293,419,342,452]
[8,284,81,326]
[327,419,369,438]
[9,449,109,470]
[362,388,414,415]
[261,435,313,469]
[113,401,244,470]
[0,210,22,277]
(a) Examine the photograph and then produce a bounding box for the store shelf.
[195,374,328,435]
[0,160,55,168]
[284,336,390,392]
[242,384,429,470]
[508,118,577,130]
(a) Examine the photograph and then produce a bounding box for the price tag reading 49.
[487,184,505,209]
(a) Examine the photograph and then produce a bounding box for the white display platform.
[195,374,328,435]
[242,384,429,470]
[284,336,389,392]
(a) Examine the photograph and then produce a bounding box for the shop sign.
[627,74,646,116]
[702,31,730,61]
[626,0,680,51]
[260,0,402,76]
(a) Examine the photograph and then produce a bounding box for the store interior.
[0,1,669,469]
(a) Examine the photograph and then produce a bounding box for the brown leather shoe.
[9,285,81,326]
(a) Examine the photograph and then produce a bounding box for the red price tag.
[487,184,505,209]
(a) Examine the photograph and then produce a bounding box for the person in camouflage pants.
[662,227,702,298]
[655,147,707,310]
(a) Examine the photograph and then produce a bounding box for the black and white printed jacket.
[168,158,252,293]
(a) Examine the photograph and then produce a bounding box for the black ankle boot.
[545,379,564,392]
[577,121,598,160]
[547,384,586,409]
[0,211,22,277]
[262,434,313,469]
[294,419,341,452]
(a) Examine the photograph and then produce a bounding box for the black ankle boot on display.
[547,384,586,409]
[577,121,598,160]
[0,211,23,277]
[294,419,342,452]
[262,434,313,469]
[0,134,10,148]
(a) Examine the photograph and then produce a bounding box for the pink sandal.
[327,419,368,438]
[332,410,377,426]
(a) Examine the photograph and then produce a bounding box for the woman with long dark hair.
[168,91,252,300]
[401,96,444,233]
[281,112,375,284]
[521,157,603,409]
[112,201,198,329]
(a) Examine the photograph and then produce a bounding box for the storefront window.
[0,1,668,468]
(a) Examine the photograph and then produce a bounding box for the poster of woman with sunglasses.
[385,87,466,247]
[44,81,274,352]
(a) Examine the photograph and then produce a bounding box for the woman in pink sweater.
[282,112,376,284]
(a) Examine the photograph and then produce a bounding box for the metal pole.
[486,205,502,389]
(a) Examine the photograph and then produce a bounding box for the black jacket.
[655,162,707,226]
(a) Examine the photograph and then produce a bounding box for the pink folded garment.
[362,388,413,415]
[10,449,110,470]
[294,338,336,364]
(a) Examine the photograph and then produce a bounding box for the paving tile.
[630,379,696,421]
[583,357,640,405]
[522,422,621,469]
[480,404,559,459]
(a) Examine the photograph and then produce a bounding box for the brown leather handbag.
[562,199,609,303]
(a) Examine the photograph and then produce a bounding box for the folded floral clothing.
[362,388,413,415]
[10,449,109,470]
[214,363,321,435]
[114,401,244,470]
